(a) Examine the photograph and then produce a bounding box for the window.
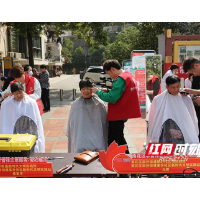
[19,35,27,58]
[33,38,42,59]
[88,68,103,73]
[7,28,19,52]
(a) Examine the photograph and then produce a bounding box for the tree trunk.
[27,27,34,67]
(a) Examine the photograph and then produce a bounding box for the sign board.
[131,50,155,108]
[3,57,13,77]
[179,45,200,63]
[3,57,13,69]
[122,60,132,73]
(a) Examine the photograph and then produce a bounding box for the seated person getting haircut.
[0,82,45,153]
[67,80,108,153]
[146,75,199,147]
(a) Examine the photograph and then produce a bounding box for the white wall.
[41,34,47,61]
[0,23,7,57]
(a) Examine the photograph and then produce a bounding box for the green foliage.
[103,26,140,64]
[102,22,200,65]
[88,45,105,65]
[134,22,200,53]
[73,46,85,63]
[7,22,48,39]
[62,38,74,63]
[7,22,109,47]
[146,56,162,80]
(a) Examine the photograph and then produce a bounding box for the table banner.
[113,154,200,174]
[0,157,53,177]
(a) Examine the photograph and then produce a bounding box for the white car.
[83,66,110,83]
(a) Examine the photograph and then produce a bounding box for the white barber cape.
[146,90,199,147]
[0,95,45,152]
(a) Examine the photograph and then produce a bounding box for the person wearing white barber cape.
[0,82,45,153]
[146,75,199,148]
[67,80,108,153]
[161,64,179,92]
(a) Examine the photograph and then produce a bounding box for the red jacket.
[107,71,141,121]
[147,75,161,99]
[10,75,43,115]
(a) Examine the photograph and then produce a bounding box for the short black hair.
[24,66,31,72]
[188,73,194,79]
[1,77,7,81]
[166,75,180,86]
[79,80,92,90]
[183,57,200,73]
[103,59,121,71]
[11,82,24,93]
[170,64,179,71]
[40,65,46,69]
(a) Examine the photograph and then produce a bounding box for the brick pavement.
[42,104,147,153]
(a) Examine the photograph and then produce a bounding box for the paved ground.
[42,74,147,153]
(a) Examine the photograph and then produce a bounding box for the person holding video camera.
[91,59,141,154]
[182,57,200,141]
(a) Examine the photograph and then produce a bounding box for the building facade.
[0,23,63,77]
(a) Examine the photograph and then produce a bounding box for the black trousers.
[41,88,50,111]
[108,120,130,154]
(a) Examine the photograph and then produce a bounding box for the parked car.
[83,66,110,83]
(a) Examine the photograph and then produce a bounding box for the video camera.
[99,72,112,89]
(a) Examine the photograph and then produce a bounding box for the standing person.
[2,70,14,91]
[161,64,179,92]
[72,68,76,76]
[185,73,194,89]
[1,63,43,115]
[182,57,200,141]
[146,72,162,102]
[24,66,33,76]
[92,59,141,154]
[39,65,50,113]
[1,77,7,89]
[32,68,39,79]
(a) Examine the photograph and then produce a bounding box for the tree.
[62,38,74,63]
[6,22,109,67]
[103,26,140,64]
[146,56,162,80]
[88,45,105,65]
[134,22,200,53]
[73,46,85,64]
